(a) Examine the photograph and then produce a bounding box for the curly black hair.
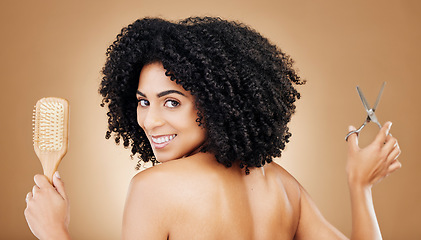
[99,16,305,172]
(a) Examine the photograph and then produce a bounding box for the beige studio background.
[1,0,420,239]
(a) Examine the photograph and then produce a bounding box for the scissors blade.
[368,111,382,128]
[356,86,371,112]
[372,82,386,112]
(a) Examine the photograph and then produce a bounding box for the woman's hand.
[24,172,71,240]
[346,121,402,189]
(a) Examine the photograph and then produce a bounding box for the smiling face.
[136,62,207,163]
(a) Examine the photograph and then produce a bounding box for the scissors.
[345,82,386,141]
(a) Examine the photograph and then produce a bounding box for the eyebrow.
[136,90,186,98]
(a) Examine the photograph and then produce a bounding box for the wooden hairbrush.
[32,97,69,184]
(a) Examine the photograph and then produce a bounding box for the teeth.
[152,134,176,144]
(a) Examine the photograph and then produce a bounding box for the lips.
[150,134,176,149]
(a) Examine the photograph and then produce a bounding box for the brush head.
[33,97,69,152]
[32,97,69,183]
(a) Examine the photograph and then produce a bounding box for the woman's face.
[136,62,207,163]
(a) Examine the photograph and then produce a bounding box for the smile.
[150,134,177,149]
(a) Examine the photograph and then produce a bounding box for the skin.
[135,62,207,162]
[25,62,402,240]
[24,172,71,240]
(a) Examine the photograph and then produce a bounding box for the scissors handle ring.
[345,130,359,141]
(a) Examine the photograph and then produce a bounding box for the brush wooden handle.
[35,149,67,183]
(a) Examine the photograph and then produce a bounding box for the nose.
[142,106,165,131]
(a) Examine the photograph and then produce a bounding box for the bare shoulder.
[122,156,209,239]
[128,152,219,205]
[128,157,303,210]
[264,161,302,198]
[128,159,193,204]
[124,156,305,239]
[266,162,348,240]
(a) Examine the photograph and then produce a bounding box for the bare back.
[123,152,301,240]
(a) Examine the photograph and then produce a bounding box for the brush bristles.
[33,100,65,151]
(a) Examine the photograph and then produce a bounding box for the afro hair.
[99,16,305,172]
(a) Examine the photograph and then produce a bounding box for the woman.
[25,17,401,239]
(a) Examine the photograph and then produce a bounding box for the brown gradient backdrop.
[1,0,420,239]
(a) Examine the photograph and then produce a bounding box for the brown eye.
[164,100,180,108]
[138,99,149,107]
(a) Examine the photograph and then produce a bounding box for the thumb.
[347,125,359,151]
[53,171,67,200]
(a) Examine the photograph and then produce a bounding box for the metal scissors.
[345,82,386,141]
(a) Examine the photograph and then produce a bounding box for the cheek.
[179,113,206,140]
[194,127,207,141]
[170,109,199,129]
[136,109,144,128]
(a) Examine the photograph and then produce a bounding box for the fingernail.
[387,122,392,134]
[54,171,61,179]
[348,126,355,131]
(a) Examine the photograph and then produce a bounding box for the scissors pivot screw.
[345,82,386,141]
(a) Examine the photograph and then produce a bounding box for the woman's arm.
[346,122,401,239]
[24,172,71,240]
[295,122,401,240]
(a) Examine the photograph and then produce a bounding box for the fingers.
[53,172,67,200]
[28,174,57,202]
[387,142,401,162]
[383,134,397,152]
[347,125,359,151]
[32,185,39,197]
[374,121,392,144]
[382,132,401,160]
[388,159,402,174]
[26,191,33,203]
[34,174,52,189]
[384,134,402,175]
